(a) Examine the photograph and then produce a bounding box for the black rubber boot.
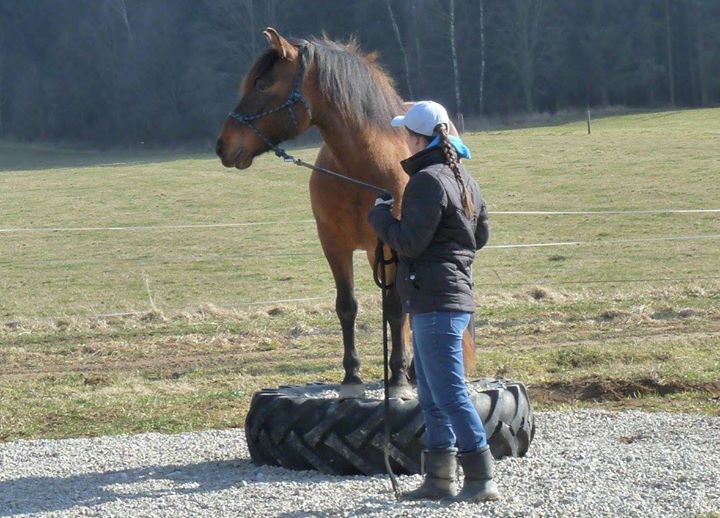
[401,448,458,501]
[452,446,500,503]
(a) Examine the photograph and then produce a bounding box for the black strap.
[376,238,401,500]
[373,240,399,289]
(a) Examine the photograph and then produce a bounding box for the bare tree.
[112,0,133,44]
[385,0,414,99]
[247,0,257,57]
[498,0,546,112]
[0,16,6,135]
[449,0,461,115]
[693,0,709,105]
[478,0,486,113]
[266,0,278,27]
[665,0,676,105]
[0,47,4,134]
[408,0,424,95]
[202,0,262,63]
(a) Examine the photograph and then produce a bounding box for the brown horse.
[216,28,473,397]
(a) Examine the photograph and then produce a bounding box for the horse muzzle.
[215,138,249,169]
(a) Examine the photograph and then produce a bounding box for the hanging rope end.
[384,445,401,501]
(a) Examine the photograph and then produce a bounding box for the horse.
[215,28,474,398]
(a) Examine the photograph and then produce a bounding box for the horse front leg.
[319,239,363,397]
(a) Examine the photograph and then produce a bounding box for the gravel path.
[1,410,718,517]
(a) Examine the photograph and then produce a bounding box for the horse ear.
[263,27,298,61]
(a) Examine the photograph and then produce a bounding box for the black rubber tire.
[245,378,535,475]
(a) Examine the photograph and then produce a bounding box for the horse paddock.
[1,109,719,516]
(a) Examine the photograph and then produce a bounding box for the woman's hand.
[374,192,394,208]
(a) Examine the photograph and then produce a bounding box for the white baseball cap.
[391,101,450,136]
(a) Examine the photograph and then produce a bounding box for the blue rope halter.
[228,45,312,161]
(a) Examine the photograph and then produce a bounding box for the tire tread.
[245,379,534,475]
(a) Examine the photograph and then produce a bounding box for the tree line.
[0,0,718,147]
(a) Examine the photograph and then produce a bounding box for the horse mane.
[243,36,405,130]
[305,36,405,129]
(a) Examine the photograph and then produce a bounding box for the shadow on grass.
[0,148,209,173]
[0,131,323,173]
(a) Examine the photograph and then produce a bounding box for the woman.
[368,101,497,503]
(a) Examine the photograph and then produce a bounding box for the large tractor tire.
[245,378,535,475]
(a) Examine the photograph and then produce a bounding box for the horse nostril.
[215,139,223,158]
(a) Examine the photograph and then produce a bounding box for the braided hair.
[435,123,475,219]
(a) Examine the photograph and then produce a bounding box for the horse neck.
[314,111,408,189]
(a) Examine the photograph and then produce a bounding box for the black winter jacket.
[368,146,489,315]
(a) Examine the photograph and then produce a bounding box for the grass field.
[1,109,719,441]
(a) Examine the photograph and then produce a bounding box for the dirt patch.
[0,349,268,382]
[596,309,631,322]
[82,374,110,386]
[529,287,552,300]
[550,347,604,369]
[531,377,720,404]
[651,308,703,320]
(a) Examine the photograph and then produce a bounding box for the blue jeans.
[412,311,487,453]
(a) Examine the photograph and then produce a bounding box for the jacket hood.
[400,147,448,176]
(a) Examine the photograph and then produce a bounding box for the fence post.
[586,108,592,135]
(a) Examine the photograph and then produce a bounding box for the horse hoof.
[338,383,365,399]
[389,384,416,400]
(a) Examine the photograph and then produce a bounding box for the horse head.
[216,28,313,169]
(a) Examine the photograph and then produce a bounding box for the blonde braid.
[436,123,474,218]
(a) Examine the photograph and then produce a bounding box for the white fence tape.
[1,233,717,267]
[485,233,720,250]
[1,209,718,234]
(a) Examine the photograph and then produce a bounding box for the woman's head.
[392,101,450,138]
[392,101,475,218]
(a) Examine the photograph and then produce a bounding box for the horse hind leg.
[367,249,413,399]
[385,286,414,399]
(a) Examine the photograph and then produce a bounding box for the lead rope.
[374,240,401,500]
[260,145,400,500]
[272,139,400,500]
[229,44,400,498]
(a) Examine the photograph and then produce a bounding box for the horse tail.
[462,316,477,375]
[402,313,412,355]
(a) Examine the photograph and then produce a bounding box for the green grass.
[1,108,719,441]
[1,109,719,318]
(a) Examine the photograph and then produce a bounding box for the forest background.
[1,0,719,147]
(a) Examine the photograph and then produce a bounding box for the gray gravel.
[1,410,718,517]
